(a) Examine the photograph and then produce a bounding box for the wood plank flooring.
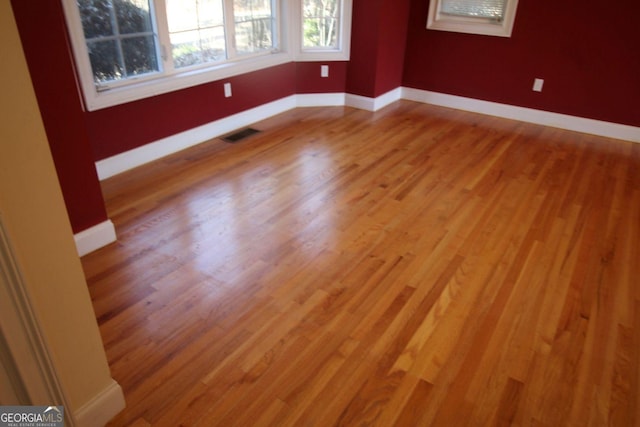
[82,101,640,426]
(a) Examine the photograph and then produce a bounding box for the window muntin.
[427,0,518,38]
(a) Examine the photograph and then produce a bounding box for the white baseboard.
[297,93,346,107]
[345,87,402,112]
[74,379,125,427]
[74,220,116,257]
[96,88,640,183]
[344,93,375,111]
[401,87,640,143]
[95,95,298,180]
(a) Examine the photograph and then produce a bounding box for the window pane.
[87,39,123,82]
[171,28,226,68]
[122,35,158,76]
[167,0,226,68]
[199,0,224,27]
[441,0,506,20]
[78,0,115,39]
[115,0,154,34]
[200,27,226,62]
[166,0,199,33]
[234,0,275,54]
[303,0,339,49]
[235,18,273,54]
[78,0,160,84]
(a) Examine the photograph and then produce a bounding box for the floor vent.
[222,127,260,143]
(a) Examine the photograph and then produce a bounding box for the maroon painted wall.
[296,61,348,94]
[374,0,412,96]
[403,0,640,127]
[347,0,411,98]
[11,0,108,234]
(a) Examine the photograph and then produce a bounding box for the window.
[78,0,160,84]
[427,0,519,37]
[295,0,352,61]
[63,0,352,110]
[63,0,286,110]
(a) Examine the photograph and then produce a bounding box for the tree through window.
[78,0,160,83]
[303,0,339,49]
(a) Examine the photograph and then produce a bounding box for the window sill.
[294,49,350,62]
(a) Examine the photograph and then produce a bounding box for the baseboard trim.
[74,220,116,257]
[96,95,298,180]
[297,93,346,107]
[74,379,125,427]
[345,87,402,112]
[96,88,639,182]
[401,87,640,143]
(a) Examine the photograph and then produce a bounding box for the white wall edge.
[74,220,116,257]
[95,95,298,180]
[74,379,125,427]
[345,88,402,112]
[297,93,346,107]
[345,93,375,111]
[374,87,403,111]
[401,87,640,143]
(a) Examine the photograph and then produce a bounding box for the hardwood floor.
[82,101,640,426]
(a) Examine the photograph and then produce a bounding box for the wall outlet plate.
[533,78,544,92]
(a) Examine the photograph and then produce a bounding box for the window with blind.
[427,0,519,37]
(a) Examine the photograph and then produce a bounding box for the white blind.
[440,0,507,20]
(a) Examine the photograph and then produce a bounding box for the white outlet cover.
[321,65,329,78]
[533,78,544,92]
[224,82,232,97]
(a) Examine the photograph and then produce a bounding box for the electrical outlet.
[533,78,544,92]
[321,65,329,78]
[224,82,232,98]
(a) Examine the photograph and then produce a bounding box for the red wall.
[403,0,640,127]
[11,0,108,234]
[297,62,348,94]
[346,0,411,98]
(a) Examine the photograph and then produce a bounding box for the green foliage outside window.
[78,0,158,83]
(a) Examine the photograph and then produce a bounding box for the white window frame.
[62,0,292,111]
[427,0,519,38]
[291,0,352,62]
